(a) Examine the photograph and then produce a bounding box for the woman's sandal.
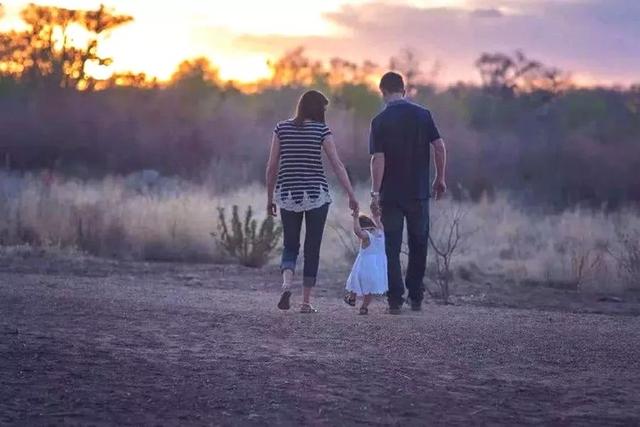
[359,307,369,315]
[343,294,356,307]
[300,303,318,314]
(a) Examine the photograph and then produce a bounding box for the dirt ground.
[1,253,640,426]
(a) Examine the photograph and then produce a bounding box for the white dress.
[346,229,389,296]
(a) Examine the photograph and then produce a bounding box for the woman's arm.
[265,133,280,216]
[323,134,358,213]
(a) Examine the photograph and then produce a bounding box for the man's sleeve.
[426,111,441,143]
[369,119,383,154]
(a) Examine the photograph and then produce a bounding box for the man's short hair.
[379,72,405,94]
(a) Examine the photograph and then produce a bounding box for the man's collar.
[386,98,408,107]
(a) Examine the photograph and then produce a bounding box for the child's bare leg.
[362,294,373,309]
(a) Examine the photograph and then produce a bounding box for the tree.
[475,50,570,99]
[0,3,132,90]
[267,47,325,87]
[96,71,156,89]
[170,57,220,90]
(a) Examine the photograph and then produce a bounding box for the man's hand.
[267,200,277,216]
[432,177,447,200]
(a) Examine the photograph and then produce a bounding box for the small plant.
[428,205,472,304]
[213,205,282,268]
[609,228,640,290]
[566,238,607,290]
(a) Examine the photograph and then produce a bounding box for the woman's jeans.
[280,203,329,288]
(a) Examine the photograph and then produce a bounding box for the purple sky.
[235,0,640,85]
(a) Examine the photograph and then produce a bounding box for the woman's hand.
[348,195,359,216]
[351,202,360,218]
[267,200,277,217]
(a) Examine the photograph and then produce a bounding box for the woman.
[266,90,358,313]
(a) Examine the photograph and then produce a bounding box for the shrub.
[611,228,640,290]
[428,204,475,303]
[213,205,282,267]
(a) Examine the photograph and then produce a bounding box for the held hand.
[432,178,447,200]
[267,200,277,217]
[370,196,381,217]
[348,196,359,216]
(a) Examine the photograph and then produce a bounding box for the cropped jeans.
[280,203,330,288]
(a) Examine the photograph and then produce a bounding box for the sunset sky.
[1,0,638,85]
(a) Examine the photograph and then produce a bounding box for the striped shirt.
[273,120,332,212]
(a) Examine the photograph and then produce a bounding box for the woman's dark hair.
[379,71,405,94]
[358,214,376,229]
[293,90,329,126]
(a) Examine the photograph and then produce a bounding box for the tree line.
[1,3,639,209]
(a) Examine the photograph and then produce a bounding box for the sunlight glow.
[0,0,466,83]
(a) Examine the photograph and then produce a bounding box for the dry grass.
[1,172,638,293]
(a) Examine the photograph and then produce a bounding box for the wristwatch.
[370,191,380,198]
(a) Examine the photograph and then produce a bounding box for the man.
[369,72,447,314]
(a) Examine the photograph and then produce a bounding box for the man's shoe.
[386,306,402,315]
[410,299,422,311]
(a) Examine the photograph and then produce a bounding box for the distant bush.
[611,228,640,290]
[213,205,282,268]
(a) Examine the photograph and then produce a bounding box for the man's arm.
[431,138,447,199]
[369,118,384,215]
[370,153,385,194]
[370,153,384,215]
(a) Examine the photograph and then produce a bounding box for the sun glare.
[0,0,470,83]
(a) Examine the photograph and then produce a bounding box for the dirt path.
[1,259,640,426]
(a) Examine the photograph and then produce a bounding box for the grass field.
[1,172,638,295]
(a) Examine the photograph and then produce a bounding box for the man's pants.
[381,199,429,307]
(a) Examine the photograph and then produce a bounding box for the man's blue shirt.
[369,99,441,201]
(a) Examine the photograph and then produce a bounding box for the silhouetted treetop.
[475,50,571,99]
[170,57,220,89]
[0,3,132,90]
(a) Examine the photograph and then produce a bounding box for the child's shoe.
[343,293,356,306]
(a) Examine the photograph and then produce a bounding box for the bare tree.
[428,205,474,303]
[475,50,571,99]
